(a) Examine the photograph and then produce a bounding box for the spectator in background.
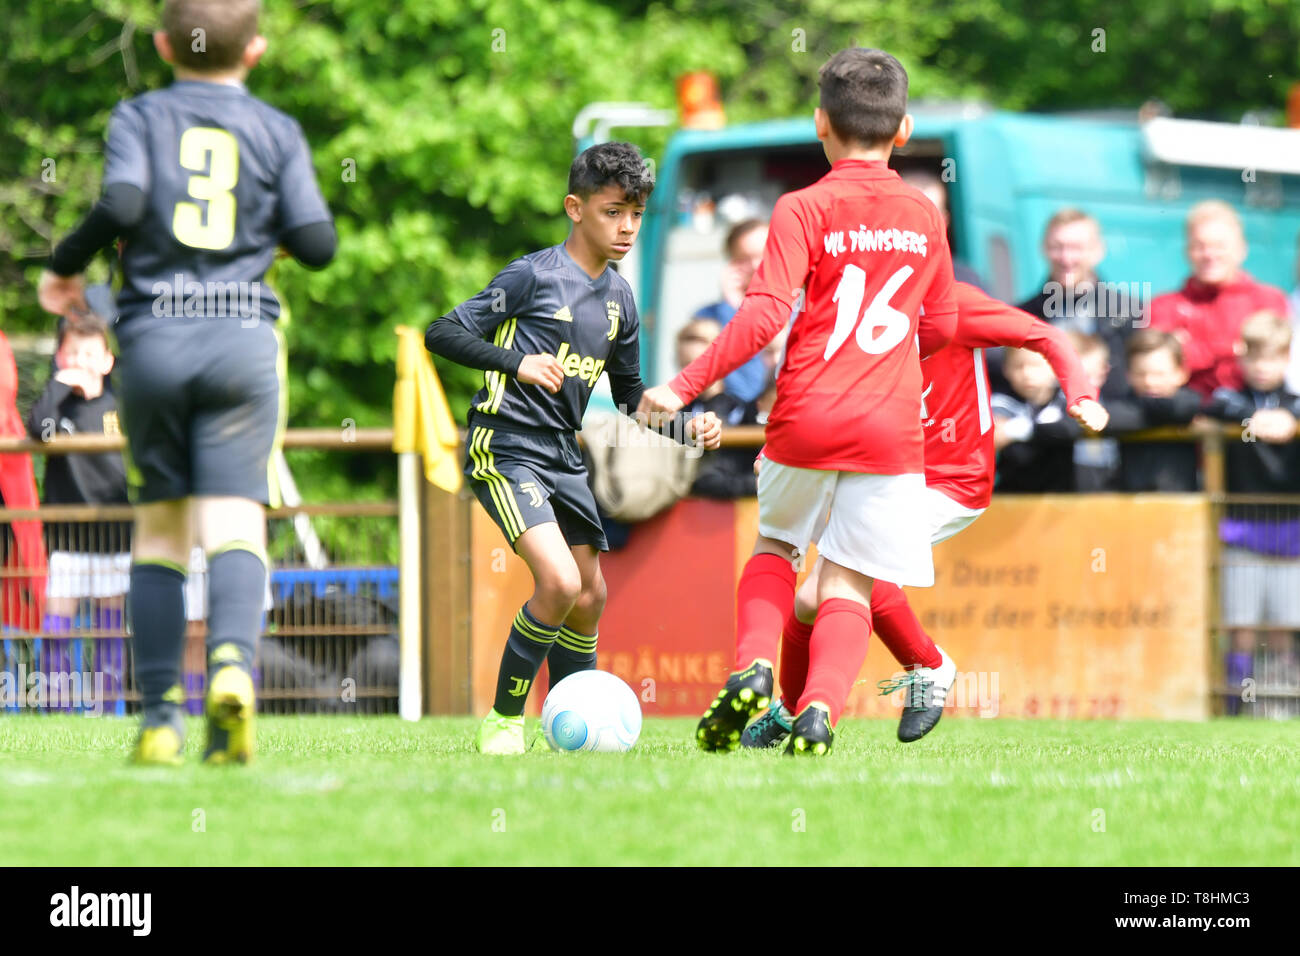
[677,318,757,499]
[899,170,983,289]
[1017,209,1135,400]
[691,219,770,403]
[1150,201,1289,398]
[26,307,131,704]
[0,326,45,639]
[991,347,1075,492]
[1105,330,1202,492]
[1065,332,1120,490]
[1203,310,1300,718]
[1287,231,1300,395]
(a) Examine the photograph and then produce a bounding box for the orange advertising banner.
[468,494,1210,721]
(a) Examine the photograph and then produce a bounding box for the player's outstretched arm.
[951,282,1106,431]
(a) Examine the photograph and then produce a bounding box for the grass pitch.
[1,716,1296,866]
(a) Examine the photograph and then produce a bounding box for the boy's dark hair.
[724,219,766,259]
[58,308,112,349]
[163,0,261,72]
[567,142,655,203]
[1127,329,1185,368]
[818,48,908,147]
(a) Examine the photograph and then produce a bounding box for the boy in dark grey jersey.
[426,142,722,754]
[38,0,335,765]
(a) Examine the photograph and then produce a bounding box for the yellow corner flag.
[393,326,462,493]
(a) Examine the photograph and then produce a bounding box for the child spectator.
[1255,630,1300,720]
[991,347,1075,492]
[26,307,131,706]
[1105,330,1203,492]
[1065,332,1120,490]
[1203,310,1300,715]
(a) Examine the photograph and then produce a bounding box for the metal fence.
[2,423,1298,719]
[0,430,399,716]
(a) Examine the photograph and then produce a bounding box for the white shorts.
[757,461,934,587]
[1220,547,1300,628]
[46,551,132,600]
[923,487,985,545]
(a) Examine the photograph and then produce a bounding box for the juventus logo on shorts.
[520,482,543,508]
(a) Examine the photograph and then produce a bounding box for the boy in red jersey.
[641,48,959,755]
[741,283,1109,749]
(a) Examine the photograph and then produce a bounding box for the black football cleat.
[741,697,793,749]
[880,646,956,743]
[696,659,774,752]
[783,702,834,756]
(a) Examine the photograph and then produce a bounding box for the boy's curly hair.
[568,142,655,203]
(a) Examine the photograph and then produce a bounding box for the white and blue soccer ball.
[541,670,642,753]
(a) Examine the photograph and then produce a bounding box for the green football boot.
[476,708,526,755]
[696,658,774,752]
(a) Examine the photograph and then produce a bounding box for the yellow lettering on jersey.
[554,343,605,388]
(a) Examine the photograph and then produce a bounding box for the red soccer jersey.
[670,159,958,475]
[923,283,1097,510]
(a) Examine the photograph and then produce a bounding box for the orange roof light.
[677,72,726,130]
[1288,82,1300,129]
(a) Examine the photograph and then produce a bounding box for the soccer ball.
[541,670,642,752]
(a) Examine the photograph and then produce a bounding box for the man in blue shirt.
[691,219,771,403]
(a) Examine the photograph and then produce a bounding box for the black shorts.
[113,316,285,505]
[464,415,607,552]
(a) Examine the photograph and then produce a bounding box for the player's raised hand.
[1068,398,1109,433]
[638,384,684,417]
[37,270,87,317]
[517,353,565,393]
[688,411,722,450]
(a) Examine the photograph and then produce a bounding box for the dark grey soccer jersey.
[451,244,646,432]
[102,80,331,323]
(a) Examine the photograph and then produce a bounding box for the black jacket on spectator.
[1203,386,1300,494]
[991,390,1077,492]
[26,377,131,553]
[682,392,758,499]
[1014,275,1139,400]
[1103,387,1203,492]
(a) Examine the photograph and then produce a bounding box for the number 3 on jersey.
[825,264,913,359]
[172,127,239,250]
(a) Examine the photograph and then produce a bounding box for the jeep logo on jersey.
[554,343,605,388]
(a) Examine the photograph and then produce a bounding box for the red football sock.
[734,553,796,671]
[778,612,813,707]
[797,597,872,724]
[871,580,941,670]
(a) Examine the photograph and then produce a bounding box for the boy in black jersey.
[38,0,336,764]
[27,308,131,710]
[426,142,722,754]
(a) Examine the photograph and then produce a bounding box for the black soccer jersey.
[447,244,647,432]
[101,80,331,323]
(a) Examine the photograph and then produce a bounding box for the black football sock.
[129,562,187,712]
[206,545,266,675]
[547,626,598,690]
[493,604,560,716]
